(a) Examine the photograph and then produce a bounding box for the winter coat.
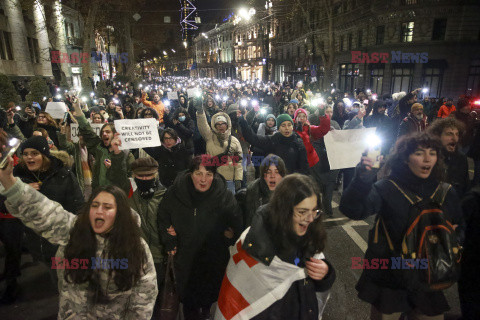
[339,166,464,316]
[398,92,415,120]
[235,178,272,228]
[141,93,166,123]
[343,116,364,130]
[450,111,476,148]
[239,117,309,174]
[244,206,336,320]
[196,111,243,181]
[443,150,470,198]
[76,114,135,190]
[1,179,157,319]
[172,118,195,154]
[437,104,456,118]
[157,171,242,305]
[143,144,192,188]
[397,114,428,139]
[364,113,396,155]
[293,115,331,168]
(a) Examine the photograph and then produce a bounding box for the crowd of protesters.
[0,75,478,319]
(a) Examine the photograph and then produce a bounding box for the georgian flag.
[214,228,330,320]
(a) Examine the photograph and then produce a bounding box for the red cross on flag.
[214,228,329,320]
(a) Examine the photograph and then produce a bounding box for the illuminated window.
[401,22,414,42]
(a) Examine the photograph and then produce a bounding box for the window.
[369,65,384,94]
[432,19,447,41]
[164,16,171,23]
[0,31,14,60]
[376,26,385,45]
[401,22,414,42]
[466,59,480,96]
[339,63,360,93]
[27,37,40,63]
[391,66,413,93]
[348,33,353,51]
[357,30,363,48]
[422,66,444,98]
[340,35,344,51]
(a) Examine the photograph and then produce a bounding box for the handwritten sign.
[324,128,377,170]
[70,123,104,143]
[114,118,161,150]
[167,91,178,100]
[45,102,68,119]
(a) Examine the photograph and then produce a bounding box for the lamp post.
[106,25,114,79]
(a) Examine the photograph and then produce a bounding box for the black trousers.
[0,219,24,283]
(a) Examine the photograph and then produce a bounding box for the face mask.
[134,178,157,198]
[179,116,186,122]
[352,107,359,113]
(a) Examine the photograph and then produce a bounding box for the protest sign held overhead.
[324,128,377,170]
[70,123,104,143]
[167,91,178,100]
[114,118,161,150]
[45,102,68,119]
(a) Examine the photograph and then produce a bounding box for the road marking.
[324,217,349,222]
[342,220,369,253]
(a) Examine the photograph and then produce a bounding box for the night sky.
[196,0,243,24]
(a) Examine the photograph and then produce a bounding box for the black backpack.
[375,179,462,291]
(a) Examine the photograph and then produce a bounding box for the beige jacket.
[196,111,243,181]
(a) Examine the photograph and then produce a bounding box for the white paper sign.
[114,118,161,150]
[167,91,178,100]
[70,123,104,143]
[45,102,68,119]
[187,88,197,97]
[324,128,377,170]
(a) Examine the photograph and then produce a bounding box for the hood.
[210,111,232,139]
[170,170,228,208]
[50,150,73,168]
[293,108,308,122]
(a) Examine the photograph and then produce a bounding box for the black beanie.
[20,136,50,156]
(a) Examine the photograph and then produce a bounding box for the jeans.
[226,180,236,195]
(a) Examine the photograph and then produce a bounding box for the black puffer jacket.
[443,150,469,198]
[340,166,464,316]
[235,178,272,227]
[239,117,308,174]
[157,171,242,306]
[244,206,336,320]
[143,144,192,188]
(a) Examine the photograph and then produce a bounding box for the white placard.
[70,123,104,143]
[45,102,68,119]
[311,77,317,83]
[187,88,197,97]
[167,91,178,100]
[324,128,377,170]
[114,118,161,150]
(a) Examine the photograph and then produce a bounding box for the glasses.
[23,151,41,158]
[293,209,322,220]
[163,136,175,141]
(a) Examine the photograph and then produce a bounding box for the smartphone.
[63,112,69,123]
[0,138,21,169]
[367,147,381,169]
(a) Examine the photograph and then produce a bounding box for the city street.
[0,190,462,320]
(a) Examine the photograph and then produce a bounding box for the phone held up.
[0,138,21,169]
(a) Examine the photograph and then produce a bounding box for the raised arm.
[196,111,213,142]
[238,116,272,151]
[73,102,102,152]
[310,115,331,140]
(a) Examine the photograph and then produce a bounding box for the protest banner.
[45,102,68,119]
[187,88,197,97]
[167,91,178,100]
[114,118,161,150]
[324,128,377,170]
[70,123,104,143]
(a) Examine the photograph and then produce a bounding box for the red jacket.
[437,104,456,118]
[294,115,331,167]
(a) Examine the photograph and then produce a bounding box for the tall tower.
[180,0,198,43]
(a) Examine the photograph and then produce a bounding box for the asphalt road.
[0,190,463,320]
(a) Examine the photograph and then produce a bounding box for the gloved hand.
[318,104,326,116]
[193,96,204,113]
[234,180,242,192]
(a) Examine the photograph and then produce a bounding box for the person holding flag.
[215,174,335,320]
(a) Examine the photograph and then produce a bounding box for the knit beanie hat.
[20,136,50,156]
[289,99,299,105]
[265,114,276,124]
[411,103,424,112]
[294,108,308,121]
[225,103,239,115]
[213,114,228,125]
[276,114,293,127]
[131,157,158,175]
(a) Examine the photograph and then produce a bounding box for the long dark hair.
[64,185,147,291]
[267,174,326,257]
[386,132,445,181]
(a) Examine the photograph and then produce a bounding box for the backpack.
[375,179,462,291]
